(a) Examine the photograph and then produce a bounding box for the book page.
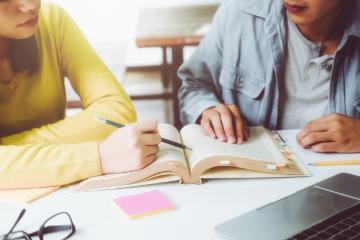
[180,125,287,172]
[201,167,304,179]
[157,123,188,168]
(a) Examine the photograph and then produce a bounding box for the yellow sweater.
[0,3,136,189]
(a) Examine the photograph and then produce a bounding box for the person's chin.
[12,29,37,40]
[288,14,314,26]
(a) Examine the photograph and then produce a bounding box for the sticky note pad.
[113,190,175,219]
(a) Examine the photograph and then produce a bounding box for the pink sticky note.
[113,190,175,219]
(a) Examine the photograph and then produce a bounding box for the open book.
[73,124,310,191]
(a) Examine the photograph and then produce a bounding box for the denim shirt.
[178,0,360,130]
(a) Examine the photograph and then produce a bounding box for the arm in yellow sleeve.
[2,4,136,146]
[0,142,102,189]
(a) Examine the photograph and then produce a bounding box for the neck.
[0,37,10,59]
[297,9,346,44]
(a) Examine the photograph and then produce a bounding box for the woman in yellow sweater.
[0,0,161,189]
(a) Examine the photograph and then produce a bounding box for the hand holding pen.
[98,119,162,174]
[96,116,192,150]
[96,117,192,175]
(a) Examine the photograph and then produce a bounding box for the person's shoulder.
[40,2,66,14]
[36,2,74,48]
[39,2,68,25]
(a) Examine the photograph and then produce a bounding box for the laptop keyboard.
[289,204,360,240]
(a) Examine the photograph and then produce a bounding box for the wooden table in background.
[136,4,219,128]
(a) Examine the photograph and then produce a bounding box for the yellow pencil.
[309,160,360,166]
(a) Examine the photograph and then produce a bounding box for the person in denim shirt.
[178,0,360,153]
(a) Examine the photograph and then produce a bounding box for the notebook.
[278,129,360,164]
[73,124,310,191]
[0,186,60,204]
[113,190,176,219]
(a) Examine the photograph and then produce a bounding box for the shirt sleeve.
[2,4,136,145]
[0,142,101,189]
[178,3,229,124]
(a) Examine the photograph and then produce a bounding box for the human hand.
[99,119,161,174]
[297,113,360,153]
[200,104,249,144]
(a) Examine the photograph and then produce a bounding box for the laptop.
[215,173,360,240]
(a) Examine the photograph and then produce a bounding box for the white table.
[1,131,360,240]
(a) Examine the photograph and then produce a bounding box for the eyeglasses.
[2,209,76,240]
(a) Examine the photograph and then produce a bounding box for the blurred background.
[51,0,221,126]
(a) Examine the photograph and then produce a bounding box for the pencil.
[309,160,360,166]
[95,116,192,150]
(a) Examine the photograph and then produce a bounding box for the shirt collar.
[239,0,276,19]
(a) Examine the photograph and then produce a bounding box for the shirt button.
[304,74,310,81]
[237,78,244,88]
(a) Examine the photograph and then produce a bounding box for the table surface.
[1,130,359,240]
[136,4,219,47]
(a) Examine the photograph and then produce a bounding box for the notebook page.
[278,129,360,164]
[0,186,59,204]
[157,123,188,167]
[180,125,287,171]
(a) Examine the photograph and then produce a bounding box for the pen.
[95,116,192,151]
[274,131,287,144]
[309,160,360,166]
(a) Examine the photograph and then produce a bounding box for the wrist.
[98,140,109,174]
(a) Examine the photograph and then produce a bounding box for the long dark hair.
[9,36,39,75]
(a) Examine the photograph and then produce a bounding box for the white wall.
[50,0,221,43]
[50,0,221,107]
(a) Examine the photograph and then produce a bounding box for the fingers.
[144,154,158,167]
[311,142,338,153]
[201,118,216,138]
[136,153,158,170]
[227,104,241,118]
[135,146,159,170]
[99,119,161,174]
[297,122,330,143]
[298,131,333,148]
[297,114,360,153]
[145,145,160,157]
[210,111,226,141]
[136,119,158,133]
[297,114,348,146]
[228,105,249,143]
[233,117,248,144]
[201,106,226,141]
[310,113,344,124]
[200,104,248,144]
[217,106,236,143]
[142,132,161,146]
